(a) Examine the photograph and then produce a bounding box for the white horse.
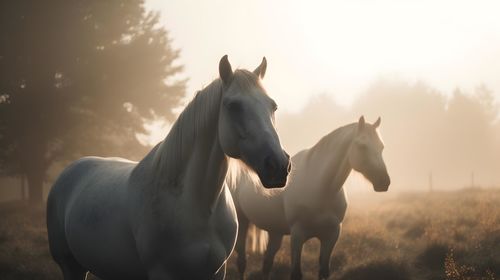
[46,56,291,280]
[232,117,390,280]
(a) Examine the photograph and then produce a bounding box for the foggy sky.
[147,0,500,111]
[143,0,500,192]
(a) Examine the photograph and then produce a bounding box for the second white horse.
[232,117,390,280]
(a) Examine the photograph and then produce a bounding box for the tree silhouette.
[0,0,185,204]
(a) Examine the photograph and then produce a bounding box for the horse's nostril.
[287,161,292,173]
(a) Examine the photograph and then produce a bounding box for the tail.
[248,224,268,253]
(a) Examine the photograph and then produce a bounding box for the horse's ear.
[219,55,233,85]
[373,117,381,128]
[358,115,365,131]
[253,57,267,79]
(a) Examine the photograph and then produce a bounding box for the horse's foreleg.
[318,223,341,280]
[290,226,306,280]
[235,212,249,280]
[262,232,283,279]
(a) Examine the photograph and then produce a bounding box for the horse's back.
[47,156,136,218]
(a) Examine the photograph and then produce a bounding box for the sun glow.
[147,0,500,116]
[282,0,500,104]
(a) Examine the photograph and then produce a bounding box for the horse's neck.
[303,127,354,199]
[182,124,228,212]
[134,82,227,214]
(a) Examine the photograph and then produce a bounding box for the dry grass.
[226,188,500,280]
[0,202,59,280]
[0,188,499,280]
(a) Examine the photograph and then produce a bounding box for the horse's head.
[218,55,291,188]
[349,116,391,192]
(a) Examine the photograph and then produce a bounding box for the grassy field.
[0,188,499,280]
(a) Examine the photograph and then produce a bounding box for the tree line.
[0,0,185,203]
[277,80,500,190]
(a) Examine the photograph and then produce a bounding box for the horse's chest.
[140,191,238,278]
[164,212,236,277]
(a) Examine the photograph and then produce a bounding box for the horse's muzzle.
[259,150,291,188]
[373,174,391,192]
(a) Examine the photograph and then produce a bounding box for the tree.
[0,0,185,204]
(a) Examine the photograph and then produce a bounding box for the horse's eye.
[358,142,368,150]
[225,99,242,113]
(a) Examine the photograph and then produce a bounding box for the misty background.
[276,81,500,192]
[1,0,500,204]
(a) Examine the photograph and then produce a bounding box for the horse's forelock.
[231,69,263,93]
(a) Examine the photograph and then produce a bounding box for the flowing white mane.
[226,157,261,190]
[150,79,224,191]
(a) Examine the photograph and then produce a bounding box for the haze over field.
[0,1,499,279]
[1,0,499,200]
[146,0,500,191]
